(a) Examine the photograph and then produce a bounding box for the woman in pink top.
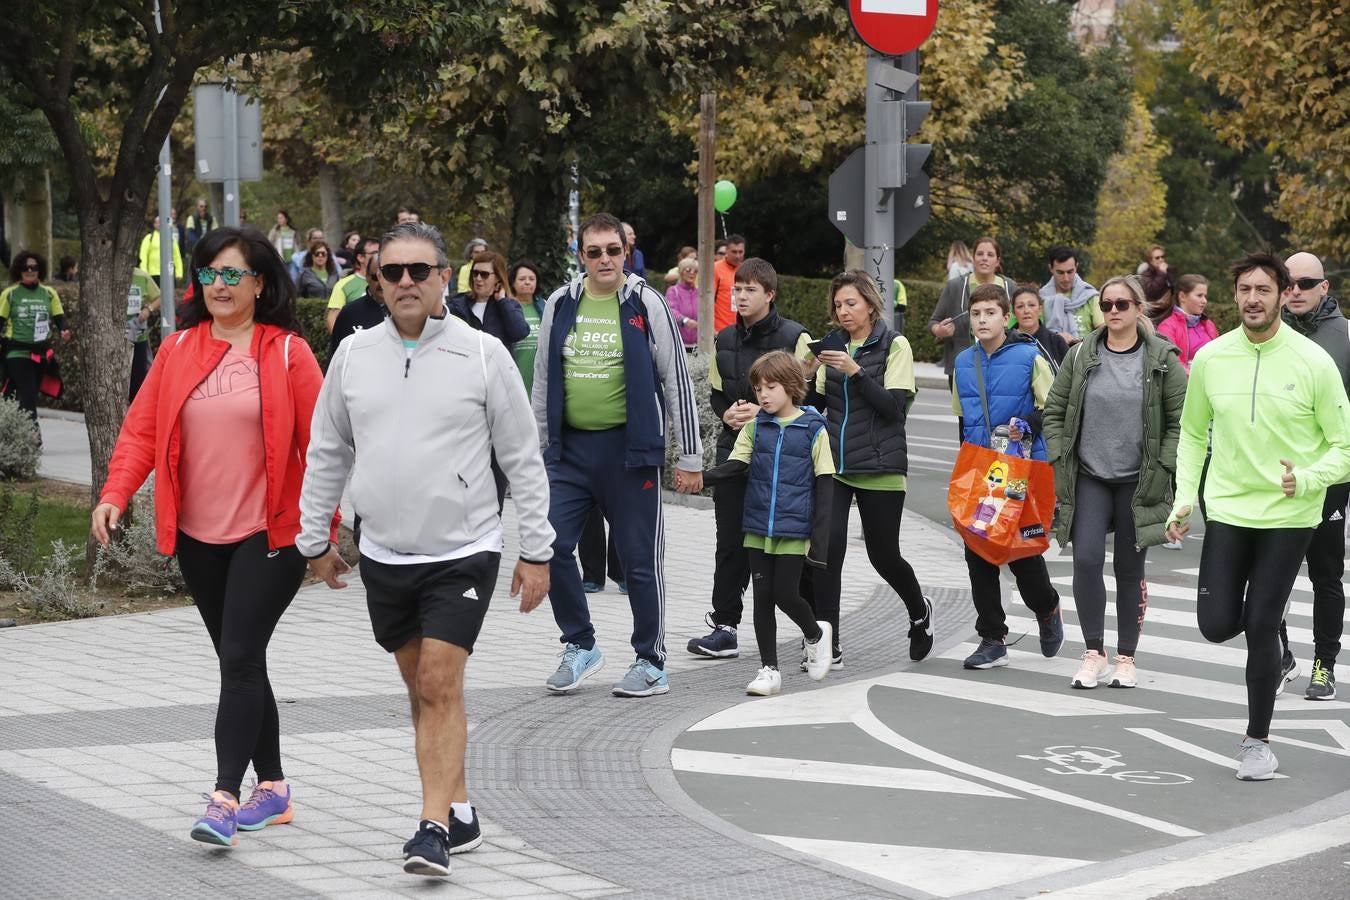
[1156,273,1219,370]
[92,227,331,848]
[665,256,699,350]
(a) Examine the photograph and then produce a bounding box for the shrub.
[92,483,186,596]
[0,398,41,479]
[0,539,96,619]
[0,483,40,571]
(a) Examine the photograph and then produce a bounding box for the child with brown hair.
[703,350,835,695]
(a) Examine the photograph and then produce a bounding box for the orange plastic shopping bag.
[948,442,1056,566]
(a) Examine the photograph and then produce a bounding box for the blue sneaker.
[582,581,603,593]
[963,639,1008,670]
[612,659,669,697]
[615,580,628,594]
[190,791,239,847]
[446,807,482,855]
[545,643,605,694]
[403,819,451,876]
[687,615,739,658]
[237,780,292,831]
[1039,603,1065,658]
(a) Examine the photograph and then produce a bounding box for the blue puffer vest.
[743,407,827,539]
[954,330,1048,460]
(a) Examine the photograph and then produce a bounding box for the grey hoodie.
[1283,293,1350,399]
[297,311,555,562]
[1040,274,1099,339]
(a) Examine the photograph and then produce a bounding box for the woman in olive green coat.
[1043,275,1188,691]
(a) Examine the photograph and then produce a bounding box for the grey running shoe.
[1235,737,1278,781]
[1276,649,1299,697]
[545,643,604,694]
[1305,659,1336,701]
[611,659,669,697]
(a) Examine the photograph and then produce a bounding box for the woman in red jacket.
[92,227,333,848]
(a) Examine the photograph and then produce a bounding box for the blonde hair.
[827,269,886,326]
[1101,275,1155,334]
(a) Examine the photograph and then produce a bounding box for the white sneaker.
[1071,649,1109,689]
[1162,539,1184,550]
[804,622,833,681]
[1235,737,1278,781]
[1108,655,1137,688]
[746,666,781,696]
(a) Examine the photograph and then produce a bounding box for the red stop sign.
[849,0,938,56]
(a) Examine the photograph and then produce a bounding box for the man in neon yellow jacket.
[137,216,183,285]
[1167,251,1350,782]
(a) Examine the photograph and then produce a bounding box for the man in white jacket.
[297,222,554,879]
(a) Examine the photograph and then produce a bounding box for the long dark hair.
[180,227,302,333]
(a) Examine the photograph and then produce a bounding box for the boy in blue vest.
[953,284,1065,669]
[703,351,834,696]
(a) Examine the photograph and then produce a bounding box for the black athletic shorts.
[358,551,501,653]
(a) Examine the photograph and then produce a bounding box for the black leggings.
[129,341,151,402]
[176,531,307,798]
[811,483,927,653]
[1197,521,1312,740]
[747,549,822,668]
[1071,473,1147,656]
[4,355,39,422]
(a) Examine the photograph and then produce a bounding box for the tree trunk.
[509,159,569,293]
[3,167,53,264]
[696,92,716,355]
[317,163,343,242]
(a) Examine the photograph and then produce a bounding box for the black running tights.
[748,549,822,668]
[176,531,307,798]
[1197,521,1312,740]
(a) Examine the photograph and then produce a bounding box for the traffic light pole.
[863,52,897,330]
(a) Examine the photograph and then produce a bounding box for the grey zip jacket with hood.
[297,311,555,562]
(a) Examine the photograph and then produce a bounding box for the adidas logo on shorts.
[463,587,479,600]
[1330,509,1344,523]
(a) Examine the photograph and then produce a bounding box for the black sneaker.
[908,596,935,661]
[1038,602,1065,658]
[402,819,450,876]
[1305,659,1336,701]
[1277,649,1299,697]
[447,807,482,854]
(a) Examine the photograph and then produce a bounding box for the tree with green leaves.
[0,1,478,505]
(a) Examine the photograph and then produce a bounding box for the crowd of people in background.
[0,194,1339,878]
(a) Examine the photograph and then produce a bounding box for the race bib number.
[126,285,143,315]
[32,310,49,342]
[281,235,294,251]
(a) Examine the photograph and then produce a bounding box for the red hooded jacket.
[100,321,338,554]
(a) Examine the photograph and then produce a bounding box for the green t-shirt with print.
[514,301,542,396]
[126,268,161,344]
[0,283,64,358]
[563,289,626,430]
[814,333,917,493]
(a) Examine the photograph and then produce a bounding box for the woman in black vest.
[805,270,933,667]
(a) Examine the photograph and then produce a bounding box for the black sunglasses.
[471,269,495,279]
[1292,276,1325,291]
[1098,299,1137,313]
[379,262,437,283]
[583,246,625,260]
[21,264,39,272]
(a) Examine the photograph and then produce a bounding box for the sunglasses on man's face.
[379,262,437,283]
[1292,276,1325,291]
[197,266,259,286]
[1099,299,1137,313]
[582,245,624,260]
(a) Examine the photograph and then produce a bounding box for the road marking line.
[852,708,1203,838]
[760,834,1090,898]
[670,748,1017,797]
[1040,812,1350,898]
[1125,727,1290,778]
[868,671,1162,716]
[1046,589,1323,645]
[1176,719,1350,757]
[685,681,866,731]
[1048,576,1348,625]
[937,644,1350,711]
[1004,614,1251,669]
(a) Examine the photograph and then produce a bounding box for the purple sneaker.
[190,792,239,846]
[237,781,293,831]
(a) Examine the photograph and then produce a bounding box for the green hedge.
[775,275,946,363]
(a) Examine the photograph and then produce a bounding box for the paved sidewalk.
[2,415,972,897]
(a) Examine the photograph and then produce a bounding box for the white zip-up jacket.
[297,311,555,562]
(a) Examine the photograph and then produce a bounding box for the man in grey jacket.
[1278,251,1348,701]
[298,222,554,878]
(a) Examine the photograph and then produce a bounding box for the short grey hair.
[463,237,487,259]
[382,222,450,268]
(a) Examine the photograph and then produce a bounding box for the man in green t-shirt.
[325,238,379,332]
[532,213,703,699]
[126,266,162,401]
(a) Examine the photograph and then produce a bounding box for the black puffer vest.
[821,319,908,475]
[714,308,808,461]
